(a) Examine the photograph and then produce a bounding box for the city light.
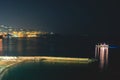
[0,25,48,38]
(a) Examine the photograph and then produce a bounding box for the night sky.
[0,0,119,35]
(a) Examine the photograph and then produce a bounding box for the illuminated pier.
[95,43,109,69]
[0,56,94,80]
[0,56,93,64]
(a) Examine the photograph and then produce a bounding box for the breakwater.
[0,56,93,63]
[0,56,94,80]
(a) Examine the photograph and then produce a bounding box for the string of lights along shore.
[0,25,53,38]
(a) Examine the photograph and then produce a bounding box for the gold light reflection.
[95,43,109,70]
[0,39,3,55]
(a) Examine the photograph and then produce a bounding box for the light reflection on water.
[1,38,44,56]
[0,39,3,55]
[0,38,93,57]
[0,38,109,70]
[95,44,109,70]
[1,37,120,80]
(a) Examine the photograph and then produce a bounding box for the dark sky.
[0,0,119,35]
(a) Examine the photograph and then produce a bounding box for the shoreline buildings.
[0,25,50,38]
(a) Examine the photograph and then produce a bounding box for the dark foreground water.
[2,62,98,80]
[0,36,120,80]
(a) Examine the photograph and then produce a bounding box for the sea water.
[0,36,120,80]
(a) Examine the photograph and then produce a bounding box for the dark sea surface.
[0,36,120,80]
